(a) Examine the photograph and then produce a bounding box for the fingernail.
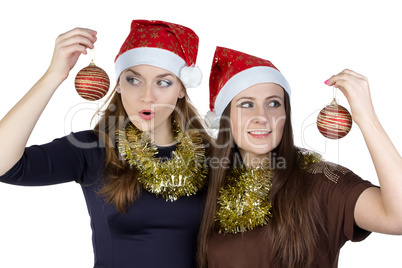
[324,79,329,85]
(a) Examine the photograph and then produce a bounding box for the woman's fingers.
[324,69,374,125]
[47,27,97,80]
[56,27,97,46]
[325,69,366,88]
[55,28,97,56]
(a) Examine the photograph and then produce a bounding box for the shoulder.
[305,161,351,184]
[63,130,106,184]
[297,148,352,184]
[65,130,106,163]
[297,149,374,199]
[299,151,374,214]
[64,130,105,148]
[59,130,106,172]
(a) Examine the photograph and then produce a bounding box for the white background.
[0,0,401,267]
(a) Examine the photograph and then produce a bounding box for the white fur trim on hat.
[114,47,186,81]
[179,65,203,88]
[214,66,291,116]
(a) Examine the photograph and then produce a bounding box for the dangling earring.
[316,87,352,139]
[75,49,110,101]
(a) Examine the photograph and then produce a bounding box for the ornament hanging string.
[332,86,337,101]
[90,49,96,65]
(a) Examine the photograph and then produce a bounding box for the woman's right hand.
[46,28,97,81]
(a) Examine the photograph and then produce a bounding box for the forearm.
[0,72,64,175]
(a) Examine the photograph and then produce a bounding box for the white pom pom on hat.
[204,110,220,129]
[180,65,203,88]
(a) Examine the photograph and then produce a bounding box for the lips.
[248,130,271,138]
[138,109,155,120]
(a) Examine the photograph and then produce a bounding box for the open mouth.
[139,109,155,120]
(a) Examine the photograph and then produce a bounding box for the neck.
[147,120,176,146]
[148,129,176,146]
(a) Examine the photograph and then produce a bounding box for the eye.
[126,76,141,85]
[266,100,281,108]
[156,80,173,87]
[237,101,254,108]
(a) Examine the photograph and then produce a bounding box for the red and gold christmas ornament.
[317,98,352,139]
[75,54,110,101]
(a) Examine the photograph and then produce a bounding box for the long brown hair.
[198,91,326,268]
[93,85,211,213]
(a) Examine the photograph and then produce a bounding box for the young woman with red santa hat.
[0,20,210,268]
[198,46,402,267]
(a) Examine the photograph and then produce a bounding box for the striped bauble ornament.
[75,61,110,101]
[317,99,352,139]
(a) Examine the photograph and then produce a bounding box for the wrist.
[42,68,68,86]
[356,112,381,134]
[39,69,66,93]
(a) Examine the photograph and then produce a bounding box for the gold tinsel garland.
[216,166,274,234]
[215,150,322,234]
[117,122,207,201]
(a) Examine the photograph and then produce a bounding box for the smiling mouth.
[248,130,271,138]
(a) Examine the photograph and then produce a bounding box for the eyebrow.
[235,95,284,102]
[124,69,175,79]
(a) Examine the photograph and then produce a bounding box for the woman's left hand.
[324,69,376,127]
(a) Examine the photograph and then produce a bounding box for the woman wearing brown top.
[198,46,402,267]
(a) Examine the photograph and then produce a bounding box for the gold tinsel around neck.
[215,150,322,234]
[116,122,207,201]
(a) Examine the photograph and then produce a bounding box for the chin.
[253,149,273,157]
[249,144,273,154]
[242,147,272,157]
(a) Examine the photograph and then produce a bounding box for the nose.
[251,107,268,125]
[140,83,156,103]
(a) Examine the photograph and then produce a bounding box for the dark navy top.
[0,131,205,268]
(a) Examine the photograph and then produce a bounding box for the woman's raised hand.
[326,69,402,234]
[0,27,96,175]
[46,28,97,81]
[324,69,375,127]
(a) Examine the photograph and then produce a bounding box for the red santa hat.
[206,47,291,128]
[114,20,202,88]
